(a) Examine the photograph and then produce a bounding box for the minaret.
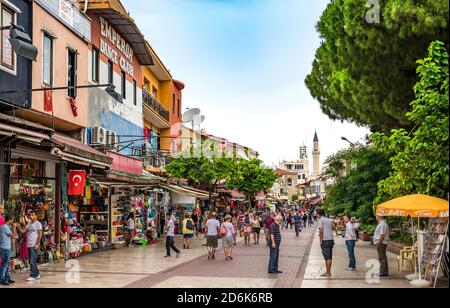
[312,131,320,177]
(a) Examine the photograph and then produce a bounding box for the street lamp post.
[341,136,355,147]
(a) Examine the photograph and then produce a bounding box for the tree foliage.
[372,41,449,202]
[305,0,449,133]
[323,146,391,224]
[226,159,278,203]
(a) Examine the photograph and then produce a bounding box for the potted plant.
[359,224,375,242]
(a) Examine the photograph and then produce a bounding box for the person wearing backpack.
[182,213,195,249]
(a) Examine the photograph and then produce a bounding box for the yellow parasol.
[376,194,449,287]
[376,194,449,218]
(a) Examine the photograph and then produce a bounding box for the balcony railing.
[143,89,169,122]
[141,148,171,169]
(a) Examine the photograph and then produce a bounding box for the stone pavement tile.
[127,225,317,288]
[301,230,413,288]
[151,276,277,288]
[8,236,208,288]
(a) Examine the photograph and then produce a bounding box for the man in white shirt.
[344,215,357,271]
[164,213,181,258]
[206,212,220,260]
[317,209,335,277]
[373,215,390,277]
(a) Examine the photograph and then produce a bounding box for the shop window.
[1,5,14,70]
[68,49,77,98]
[133,80,137,106]
[92,48,99,83]
[43,33,53,86]
[172,94,175,114]
[121,71,126,100]
[108,60,113,85]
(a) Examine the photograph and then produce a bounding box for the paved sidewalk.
[301,229,413,288]
[126,225,317,288]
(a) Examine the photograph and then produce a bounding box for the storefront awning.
[161,184,213,200]
[85,6,154,65]
[51,133,112,168]
[107,170,162,185]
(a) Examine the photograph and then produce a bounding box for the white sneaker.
[26,277,36,282]
[35,275,41,279]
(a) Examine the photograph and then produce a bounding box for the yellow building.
[142,43,185,171]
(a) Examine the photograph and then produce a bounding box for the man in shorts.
[206,212,220,260]
[317,209,335,278]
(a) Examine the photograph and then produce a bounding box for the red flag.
[44,89,53,112]
[68,170,86,196]
[69,97,78,117]
[144,128,151,142]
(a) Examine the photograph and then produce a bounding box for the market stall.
[376,194,449,288]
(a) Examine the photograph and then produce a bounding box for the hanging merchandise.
[44,89,53,112]
[69,97,78,117]
[68,170,86,196]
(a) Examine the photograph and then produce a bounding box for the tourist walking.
[268,215,283,274]
[263,212,274,246]
[243,223,252,246]
[182,213,194,249]
[164,213,181,258]
[374,215,390,277]
[251,213,262,245]
[302,212,308,228]
[0,215,16,286]
[317,209,335,278]
[127,213,135,247]
[237,211,245,237]
[206,212,220,260]
[191,210,199,237]
[231,214,238,246]
[344,215,357,271]
[16,211,42,281]
[293,211,302,237]
[221,215,235,260]
[158,207,165,238]
[353,218,360,240]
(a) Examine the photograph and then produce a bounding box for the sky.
[122,0,370,168]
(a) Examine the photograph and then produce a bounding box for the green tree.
[226,159,277,206]
[291,194,299,202]
[323,146,391,224]
[305,0,449,133]
[165,153,232,204]
[372,41,449,202]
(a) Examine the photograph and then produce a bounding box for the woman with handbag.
[182,213,194,249]
[221,215,235,260]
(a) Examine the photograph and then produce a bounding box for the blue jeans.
[268,241,280,273]
[346,240,356,269]
[28,247,40,278]
[0,248,11,283]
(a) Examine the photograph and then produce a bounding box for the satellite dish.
[193,114,205,125]
[182,108,201,123]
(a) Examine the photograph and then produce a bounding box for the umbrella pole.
[418,217,421,280]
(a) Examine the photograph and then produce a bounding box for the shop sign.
[59,0,73,27]
[100,16,134,77]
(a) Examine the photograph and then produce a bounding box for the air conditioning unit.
[107,130,120,152]
[90,127,107,145]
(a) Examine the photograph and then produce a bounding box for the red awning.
[51,133,112,165]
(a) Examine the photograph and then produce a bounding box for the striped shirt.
[238,214,245,223]
[269,222,281,245]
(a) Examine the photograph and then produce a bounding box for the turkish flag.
[44,89,53,112]
[68,170,86,196]
[144,128,151,142]
[69,97,78,117]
